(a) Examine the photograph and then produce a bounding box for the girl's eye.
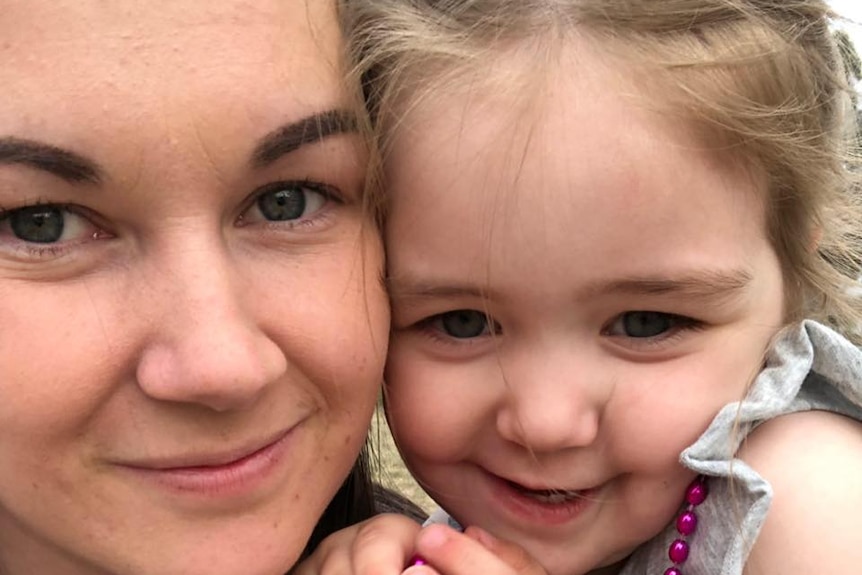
[429,309,496,339]
[242,182,329,224]
[605,311,684,338]
[0,204,98,245]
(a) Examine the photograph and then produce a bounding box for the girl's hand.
[293,513,422,575]
[403,524,549,575]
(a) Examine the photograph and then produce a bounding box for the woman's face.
[0,2,388,574]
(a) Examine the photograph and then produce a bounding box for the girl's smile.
[483,470,604,526]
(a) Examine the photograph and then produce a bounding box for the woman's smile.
[115,424,299,501]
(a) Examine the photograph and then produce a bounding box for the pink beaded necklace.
[407,475,710,574]
[664,475,709,575]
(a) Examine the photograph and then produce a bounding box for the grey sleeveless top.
[424,320,862,575]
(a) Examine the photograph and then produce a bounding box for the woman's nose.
[134,240,288,412]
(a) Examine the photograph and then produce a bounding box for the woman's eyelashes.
[238,180,339,228]
[0,179,341,261]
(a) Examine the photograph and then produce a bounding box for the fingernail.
[466,525,495,547]
[417,525,448,549]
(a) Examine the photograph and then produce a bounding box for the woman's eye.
[243,182,328,224]
[0,204,97,245]
[605,311,681,338]
[430,310,495,339]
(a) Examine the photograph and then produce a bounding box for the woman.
[0,1,389,573]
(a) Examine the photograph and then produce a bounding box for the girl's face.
[384,44,785,575]
[0,2,388,574]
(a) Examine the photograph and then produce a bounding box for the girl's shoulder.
[738,410,862,574]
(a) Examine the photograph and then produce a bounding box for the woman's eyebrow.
[0,111,357,184]
[251,109,358,168]
[0,137,102,184]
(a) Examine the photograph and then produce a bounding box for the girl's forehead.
[384,38,769,278]
[393,46,695,172]
[389,35,760,202]
[391,38,649,149]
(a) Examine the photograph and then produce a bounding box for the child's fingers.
[292,526,361,575]
[350,514,423,575]
[402,566,442,575]
[292,513,421,575]
[412,524,548,575]
[463,525,545,574]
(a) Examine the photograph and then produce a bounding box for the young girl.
[299,0,862,573]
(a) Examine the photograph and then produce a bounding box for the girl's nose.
[495,343,606,453]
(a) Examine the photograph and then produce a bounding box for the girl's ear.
[808,227,822,253]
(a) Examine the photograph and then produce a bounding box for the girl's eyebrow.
[0,137,102,184]
[386,279,491,300]
[594,269,753,299]
[388,269,753,302]
[251,109,358,168]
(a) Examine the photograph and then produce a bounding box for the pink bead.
[669,539,690,564]
[685,479,708,506]
[676,510,698,535]
[664,569,683,575]
[407,555,427,567]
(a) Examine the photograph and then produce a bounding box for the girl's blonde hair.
[339,0,862,343]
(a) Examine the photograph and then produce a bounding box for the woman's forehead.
[0,1,342,76]
[0,0,351,168]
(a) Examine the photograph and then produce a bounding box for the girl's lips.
[483,470,602,526]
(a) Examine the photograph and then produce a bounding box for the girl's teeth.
[506,479,584,503]
[529,492,568,503]
[520,488,580,503]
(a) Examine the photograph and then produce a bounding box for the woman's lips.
[116,427,295,498]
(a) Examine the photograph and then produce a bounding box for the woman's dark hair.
[296,445,376,564]
[293,443,427,568]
